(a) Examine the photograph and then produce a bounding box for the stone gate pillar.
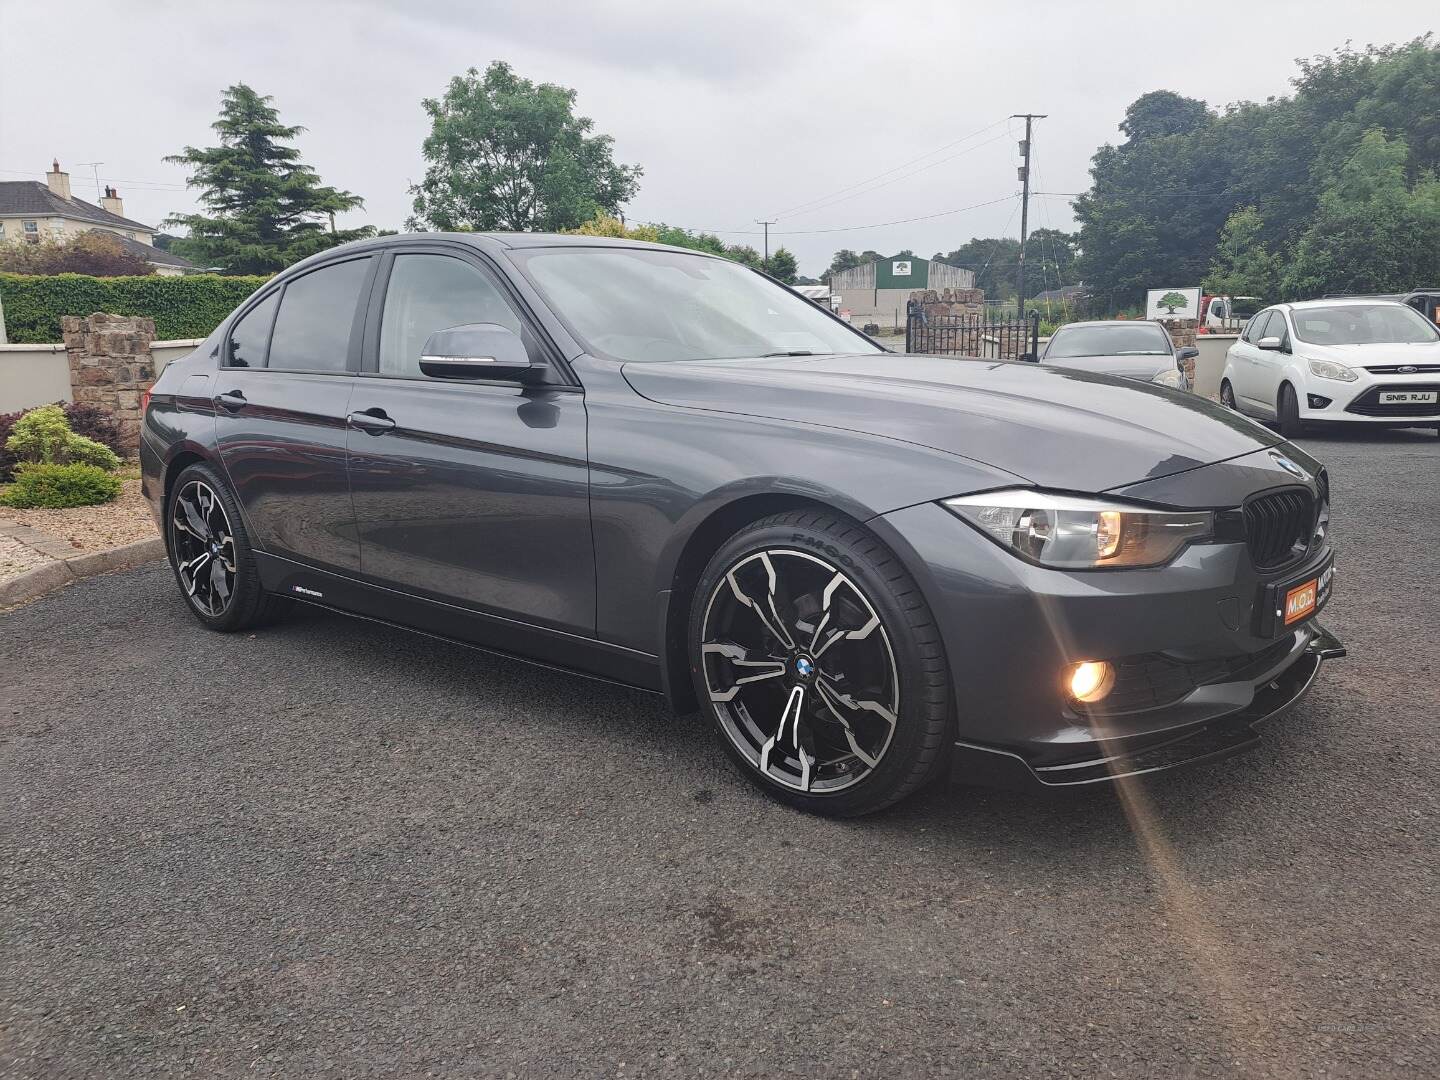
[61,313,157,453]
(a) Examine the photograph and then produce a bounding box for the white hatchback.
[1220,298,1440,437]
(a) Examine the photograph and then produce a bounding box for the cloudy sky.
[1,0,1432,276]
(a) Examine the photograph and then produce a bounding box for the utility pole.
[1011,114,1046,312]
[756,220,775,271]
[78,162,105,200]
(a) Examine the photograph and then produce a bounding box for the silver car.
[1041,320,1196,391]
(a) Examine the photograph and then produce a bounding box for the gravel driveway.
[3,429,1437,1078]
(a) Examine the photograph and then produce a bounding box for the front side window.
[1291,303,1440,346]
[267,258,371,372]
[1044,323,1172,358]
[227,291,279,368]
[378,254,523,378]
[513,247,879,363]
[1243,310,1274,343]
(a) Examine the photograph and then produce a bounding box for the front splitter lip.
[950,621,1346,791]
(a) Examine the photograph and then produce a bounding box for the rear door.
[212,255,376,572]
[344,244,594,635]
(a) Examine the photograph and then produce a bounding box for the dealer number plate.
[1379,390,1438,404]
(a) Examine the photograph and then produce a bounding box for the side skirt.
[253,552,664,695]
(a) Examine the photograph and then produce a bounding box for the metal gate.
[904,303,1040,361]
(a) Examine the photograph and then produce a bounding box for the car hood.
[1040,353,1174,380]
[622,352,1284,493]
[1299,340,1440,366]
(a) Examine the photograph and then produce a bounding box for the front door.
[1231,309,1273,415]
[212,255,376,572]
[344,247,595,636]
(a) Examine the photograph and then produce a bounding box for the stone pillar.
[1159,318,1200,384]
[61,313,157,453]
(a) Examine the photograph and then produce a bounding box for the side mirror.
[418,323,538,380]
[1176,346,1199,361]
[1257,336,1283,351]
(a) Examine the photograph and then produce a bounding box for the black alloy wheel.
[166,461,291,632]
[1220,380,1237,410]
[690,510,950,816]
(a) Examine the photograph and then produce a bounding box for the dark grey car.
[140,234,1343,816]
[1041,319,1197,391]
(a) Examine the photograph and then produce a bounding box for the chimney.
[46,159,72,200]
[100,185,125,217]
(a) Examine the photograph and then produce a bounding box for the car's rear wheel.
[167,461,291,632]
[1278,383,1304,438]
[689,510,951,817]
[1220,380,1237,410]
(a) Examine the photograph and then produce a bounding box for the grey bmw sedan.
[141,234,1343,816]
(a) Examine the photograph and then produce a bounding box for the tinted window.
[228,291,278,368]
[267,258,371,372]
[379,254,523,377]
[1045,323,1172,358]
[1244,310,1273,342]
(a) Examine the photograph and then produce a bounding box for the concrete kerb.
[0,535,164,611]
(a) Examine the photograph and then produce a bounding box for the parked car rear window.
[379,254,523,378]
[1291,304,1440,345]
[228,291,278,368]
[266,258,371,372]
[1045,323,1172,358]
[513,247,879,363]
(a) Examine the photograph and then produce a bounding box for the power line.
[763,116,1012,223]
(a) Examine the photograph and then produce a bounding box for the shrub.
[0,462,122,508]
[0,410,21,483]
[4,405,121,471]
[59,401,126,459]
[0,271,270,343]
[0,232,154,277]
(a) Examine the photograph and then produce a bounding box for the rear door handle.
[214,390,247,411]
[347,408,396,434]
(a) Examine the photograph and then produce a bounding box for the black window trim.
[222,253,378,374]
[357,240,580,390]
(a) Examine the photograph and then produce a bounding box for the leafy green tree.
[1120,91,1212,143]
[409,62,642,233]
[1205,206,1281,299]
[165,84,371,274]
[765,247,799,284]
[1282,130,1440,297]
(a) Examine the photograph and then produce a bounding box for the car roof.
[1281,297,1410,310]
[1054,320,1168,330]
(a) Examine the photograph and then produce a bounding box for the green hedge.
[0,272,271,344]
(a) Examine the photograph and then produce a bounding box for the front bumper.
[1299,372,1440,424]
[949,622,1344,790]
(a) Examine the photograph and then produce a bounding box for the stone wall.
[61,313,156,452]
[909,287,986,318]
[1159,318,1199,384]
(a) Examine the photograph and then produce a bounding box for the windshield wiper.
[760,349,817,357]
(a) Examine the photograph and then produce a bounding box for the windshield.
[1291,304,1440,345]
[512,247,880,362]
[1045,323,1172,358]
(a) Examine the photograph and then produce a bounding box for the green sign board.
[875,256,928,290]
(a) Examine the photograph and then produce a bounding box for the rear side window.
[378,254,523,378]
[266,258,371,372]
[228,291,278,368]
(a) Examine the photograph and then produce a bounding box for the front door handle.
[347,408,396,435]
[214,390,247,411]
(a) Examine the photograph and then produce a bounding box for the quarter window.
[378,254,523,378]
[227,291,279,368]
[266,257,371,372]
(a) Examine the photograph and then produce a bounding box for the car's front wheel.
[167,461,291,632]
[1220,379,1237,410]
[1278,382,1304,438]
[689,510,951,817]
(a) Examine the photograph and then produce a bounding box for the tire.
[1278,383,1304,439]
[166,461,292,632]
[688,509,950,817]
[1220,380,1237,411]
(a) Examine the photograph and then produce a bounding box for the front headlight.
[1307,359,1358,382]
[1150,367,1187,390]
[943,489,1214,569]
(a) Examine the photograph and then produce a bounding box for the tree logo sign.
[892,260,912,277]
[1145,287,1201,319]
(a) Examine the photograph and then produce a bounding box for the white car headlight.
[1307,359,1358,382]
[943,490,1214,569]
[1150,367,1187,389]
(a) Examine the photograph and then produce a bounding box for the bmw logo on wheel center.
[794,656,815,679]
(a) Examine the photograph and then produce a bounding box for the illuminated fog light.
[1067,660,1115,703]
